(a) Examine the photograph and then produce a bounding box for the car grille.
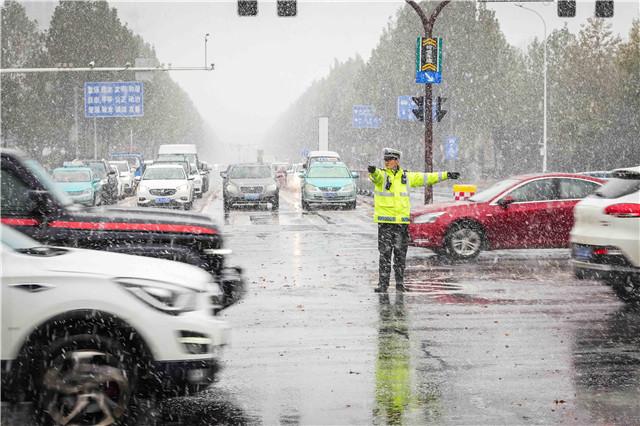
[150,189,176,196]
[67,190,85,195]
[319,187,341,191]
[241,186,263,193]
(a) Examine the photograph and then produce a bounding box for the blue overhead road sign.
[84,81,144,118]
[352,105,382,128]
[397,96,416,121]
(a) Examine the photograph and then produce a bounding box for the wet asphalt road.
[162,178,640,425]
[4,179,639,425]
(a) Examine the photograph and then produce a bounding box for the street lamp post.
[515,4,548,172]
[204,33,211,69]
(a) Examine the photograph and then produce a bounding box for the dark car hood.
[228,177,275,186]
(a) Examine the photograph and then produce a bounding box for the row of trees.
[1,1,216,167]
[265,2,639,178]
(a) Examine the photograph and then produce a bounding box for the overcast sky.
[23,1,640,153]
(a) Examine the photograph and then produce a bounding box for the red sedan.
[409,173,604,260]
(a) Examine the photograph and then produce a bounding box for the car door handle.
[9,283,56,293]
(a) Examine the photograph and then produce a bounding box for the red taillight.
[593,248,609,256]
[604,203,640,218]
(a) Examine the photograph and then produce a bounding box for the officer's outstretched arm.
[409,171,449,187]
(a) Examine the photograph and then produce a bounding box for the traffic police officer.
[368,148,459,292]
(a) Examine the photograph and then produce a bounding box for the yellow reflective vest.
[369,168,448,224]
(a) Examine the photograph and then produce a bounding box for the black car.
[1,149,243,304]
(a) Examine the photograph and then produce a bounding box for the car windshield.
[468,179,520,203]
[86,163,106,179]
[111,162,129,173]
[594,170,640,199]
[143,167,186,180]
[229,166,271,179]
[307,165,351,178]
[53,170,91,182]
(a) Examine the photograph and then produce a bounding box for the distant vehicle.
[157,153,204,198]
[221,163,279,212]
[158,144,209,194]
[79,159,119,204]
[303,150,341,169]
[137,163,194,210]
[52,166,101,206]
[0,224,232,424]
[287,162,304,189]
[110,152,145,179]
[409,173,605,261]
[300,161,358,210]
[571,166,640,301]
[109,160,134,196]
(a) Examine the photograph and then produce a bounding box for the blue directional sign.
[352,105,382,129]
[415,37,443,85]
[444,136,459,161]
[397,96,416,121]
[84,81,144,118]
[416,71,442,84]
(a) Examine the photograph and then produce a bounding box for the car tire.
[301,200,309,211]
[444,221,484,261]
[609,273,640,302]
[184,202,193,210]
[349,201,356,210]
[223,196,230,212]
[34,332,137,426]
[272,197,279,211]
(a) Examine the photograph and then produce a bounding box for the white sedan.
[137,163,194,209]
[1,224,230,425]
[571,166,640,301]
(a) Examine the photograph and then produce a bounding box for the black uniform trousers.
[377,223,409,289]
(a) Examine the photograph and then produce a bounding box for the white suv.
[1,225,233,424]
[571,166,640,301]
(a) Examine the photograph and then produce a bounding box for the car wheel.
[184,202,193,210]
[350,201,356,210]
[272,197,279,211]
[223,197,230,212]
[301,200,309,211]
[444,221,484,261]
[35,333,136,426]
[609,273,640,302]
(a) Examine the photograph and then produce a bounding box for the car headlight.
[305,183,319,193]
[226,183,239,193]
[116,278,199,315]
[82,188,93,195]
[267,183,277,192]
[413,212,445,224]
[341,183,355,192]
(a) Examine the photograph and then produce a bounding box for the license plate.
[323,192,336,198]
[574,246,591,260]
[244,194,260,201]
[155,197,171,204]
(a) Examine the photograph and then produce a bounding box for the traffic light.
[595,0,614,17]
[557,0,576,17]
[435,96,447,122]
[277,0,296,17]
[412,96,424,121]
[238,0,258,16]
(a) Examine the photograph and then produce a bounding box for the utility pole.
[405,0,450,204]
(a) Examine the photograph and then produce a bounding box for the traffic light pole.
[406,0,450,205]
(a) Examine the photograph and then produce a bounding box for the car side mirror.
[220,171,227,179]
[188,176,195,181]
[302,164,307,169]
[108,170,116,176]
[498,196,515,208]
[351,172,360,179]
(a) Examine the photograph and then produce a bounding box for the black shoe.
[374,286,388,293]
[396,284,409,292]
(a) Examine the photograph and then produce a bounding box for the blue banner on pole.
[397,96,416,121]
[84,81,144,118]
